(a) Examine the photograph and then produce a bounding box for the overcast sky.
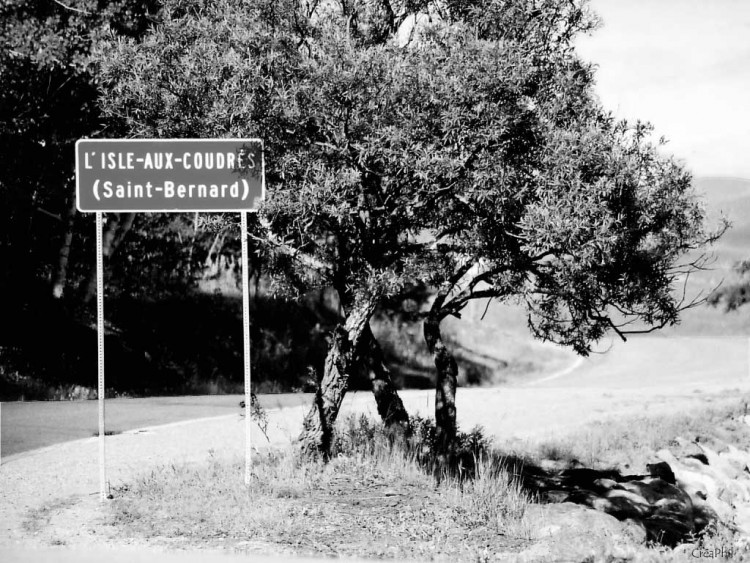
[576,0,750,180]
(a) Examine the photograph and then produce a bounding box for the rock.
[674,437,703,454]
[623,478,696,545]
[621,518,649,544]
[672,464,719,500]
[657,449,680,466]
[734,504,750,537]
[734,479,750,504]
[560,468,619,489]
[544,489,568,503]
[647,461,676,484]
[646,513,694,547]
[539,459,565,473]
[620,478,691,507]
[720,445,750,475]
[519,502,646,562]
[719,479,750,505]
[697,444,743,480]
[671,543,700,559]
[565,489,599,508]
[686,452,709,465]
[602,489,652,519]
[703,494,736,524]
[653,497,692,523]
[593,478,619,490]
[691,498,720,531]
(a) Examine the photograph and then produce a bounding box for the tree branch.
[52,0,90,14]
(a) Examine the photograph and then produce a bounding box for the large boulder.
[514,502,647,562]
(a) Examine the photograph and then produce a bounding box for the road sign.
[76,138,262,500]
[76,139,264,212]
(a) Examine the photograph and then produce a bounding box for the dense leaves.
[0,0,720,445]
[96,0,721,455]
[0,0,160,304]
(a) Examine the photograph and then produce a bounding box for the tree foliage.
[0,0,160,304]
[97,0,721,455]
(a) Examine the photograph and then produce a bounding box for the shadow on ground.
[513,459,710,547]
[438,451,716,548]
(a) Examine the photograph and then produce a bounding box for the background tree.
[707,260,750,312]
[0,0,416,401]
[0,0,159,308]
[0,0,172,393]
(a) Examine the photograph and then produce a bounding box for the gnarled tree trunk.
[424,314,458,457]
[300,295,377,457]
[360,324,408,426]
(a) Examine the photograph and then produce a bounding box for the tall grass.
[107,416,533,559]
[104,405,750,559]
[527,398,750,471]
[454,455,531,534]
[331,414,531,533]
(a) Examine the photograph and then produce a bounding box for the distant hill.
[695,177,750,265]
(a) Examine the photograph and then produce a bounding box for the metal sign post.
[76,139,264,501]
[240,212,252,484]
[96,212,107,501]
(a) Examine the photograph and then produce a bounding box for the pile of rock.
[527,435,750,548]
[656,438,750,542]
[564,437,750,547]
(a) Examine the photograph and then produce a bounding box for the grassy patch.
[23,497,81,536]
[103,403,750,560]
[106,422,533,560]
[525,397,750,471]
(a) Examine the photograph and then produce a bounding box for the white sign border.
[75,138,266,213]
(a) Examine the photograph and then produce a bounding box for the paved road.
[337,335,750,444]
[1,393,311,458]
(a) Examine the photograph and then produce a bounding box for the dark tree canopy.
[0,0,161,303]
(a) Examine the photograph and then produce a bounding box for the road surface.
[0,393,311,458]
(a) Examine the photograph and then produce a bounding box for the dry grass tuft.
[524,398,750,471]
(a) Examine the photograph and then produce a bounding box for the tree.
[96,0,721,459]
[707,259,750,312]
[0,0,159,309]
[374,1,724,456]
[420,118,722,455]
[97,0,422,455]
[404,3,724,456]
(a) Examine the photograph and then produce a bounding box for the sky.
[576,0,750,180]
